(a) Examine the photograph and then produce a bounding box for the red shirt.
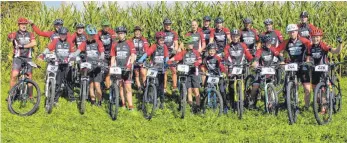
[172,49,202,66]
[185,30,205,49]
[209,27,230,40]
[203,55,226,73]
[145,44,169,57]
[224,42,253,62]
[276,37,312,54]
[255,47,280,58]
[32,24,72,38]
[48,39,75,52]
[110,40,136,57]
[78,40,105,53]
[132,36,150,52]
[261,30,284,43]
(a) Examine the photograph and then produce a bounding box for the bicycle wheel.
[286,81,299,125]
[313,82,333,125]
[201,88,223,117]
[179,83,187,119]
[244,75,255,108]
[109,83,120,120]
[265,83,278,115]
[332,76,342,113]
[45,79,55,114]
[79,80,87,115]
[236,80,244,119]
[142,83,157,120]
[8,79,41,116]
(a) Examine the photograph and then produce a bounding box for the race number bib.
[110,66,122,75]
[261,67,276,75]
[284,63,298,71]
[80,62,92,69]
[47,64,58,72]
[177,64,189,73]
[231,67,243,75]
[46,54,56,59]
[154,56,164,63]
[147,69,158,77]
[315,64,328,72]
[207,77,219,84]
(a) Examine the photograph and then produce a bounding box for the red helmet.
[155,32,166,39]
[311,28,323,36]
[18,17,29,24]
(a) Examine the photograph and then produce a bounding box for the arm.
[275,40,288,54]
[224,28,231,44]
[110,30,117,41]
[7,32,16,42]
[200,31,206,52]
[128,40,137,64]
[31,24,54,37]
[169,51,185,62]
[194,50,202,66]
[242,43,254,61]
[223,45,230,61]
[173,31,179,52]
[48,39,58,51]
[68,40,75,52]
[217,56,226,73]
[23,33,37,48]
[275,30,284,43]
[142,37,150,51]
[253,29,261,50]
[164,45,169,62]
[110,43,116,66]
[209,29,215,43]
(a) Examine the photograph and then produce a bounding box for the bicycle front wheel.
[45,79,55,114]
[201,88,223,117]
[8,79,41,116]
[79,80,88,115]
[265,83,278,115]
[142,83,157,120]
[109,83,120,120]
[286,81,299,125]
[313,82,333,125]
[179,83,187,119]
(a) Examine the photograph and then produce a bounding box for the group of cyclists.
[8,10,344,123]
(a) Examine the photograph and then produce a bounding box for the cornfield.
[1,1,347,83]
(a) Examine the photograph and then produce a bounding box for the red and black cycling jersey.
[297,23,316,40]
[110,40,136,68]
[172,49,202,67]
[98,29,116,59]
[9,31,36,58]
[146,44,169,69]
[198,26,213,45]
[185,31,205,50]
[224,42,253,65]
[202,55,226,75]
[79,39,104,62]
[71,32,87,48]
[240,28,260,54]
[132,36,149,60]
[254,46,280,66]
[276,37,312,63]
[307,42,331,65]
[48,38,75,60]
[162,30,178,55]
[210,27,230,53]
[261,30,283,47]
[32,24,71,41]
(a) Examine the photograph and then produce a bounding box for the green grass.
[1,78,347,143]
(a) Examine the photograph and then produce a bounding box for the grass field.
[1,78,347,143]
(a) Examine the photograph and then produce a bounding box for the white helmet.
[286,24,299,32]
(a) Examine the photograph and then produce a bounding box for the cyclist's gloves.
[138,53,147,63]
[337,36,343,44]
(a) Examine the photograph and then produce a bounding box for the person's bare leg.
[187,88,193,105]
[140,68,147,87]
[134,69,141,88]
[193,88,200,106]
[125,83,133,109]
[303,83,311,108]
[94,82,102,101]
[89,82,96,101]
[119,81,125,107]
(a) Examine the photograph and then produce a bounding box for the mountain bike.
[200,71,223,117]
[77,55,93,115]
[43,54,59,114]
[8,57,41,116]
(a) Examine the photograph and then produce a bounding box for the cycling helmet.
[243,17,252,24]
[53,19,64,25]
[18,17,29,24]
[300,11,309,18]
[214,17,224,23]
[163,18,172,24]
[203,16,211,21]
[231,29,241,36]
[207,43,218,50]
[311,28,323,36]
[86,25,97,35]
[115,26,127,33]
[155,32,166,39]
[75,23,85,28]
[134,26,142,31]
[264,18,273,25]
[58,27,69,35]
[286,24,299,32]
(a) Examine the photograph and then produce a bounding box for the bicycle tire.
[332,76,342,113]
[142,83,157,120]
[313,82,333,125]
[79,80,87,115]
[244,75,255,108]
[180,83,187,119]
[286,81,298,125]
[201,88,223,117]
[109,83,120,120]
[8,79,41,116]
[265,83,278,115]
[45,79,55,114]
[236,80,244,119]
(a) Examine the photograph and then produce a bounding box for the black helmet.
[207,43,218,50]
[203,16,211,21]
[58,27,68,35]
[53,19,64,25]
[243,17,252,24]
[231,29,240,36]
[115,26,127,33]
[261,34,272,43]
[300,11,309,18]
[263,18,273,25]
[133,26,142,31]
[76,23,85,28]
[214,17,224,23]
[163,18,172,24]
